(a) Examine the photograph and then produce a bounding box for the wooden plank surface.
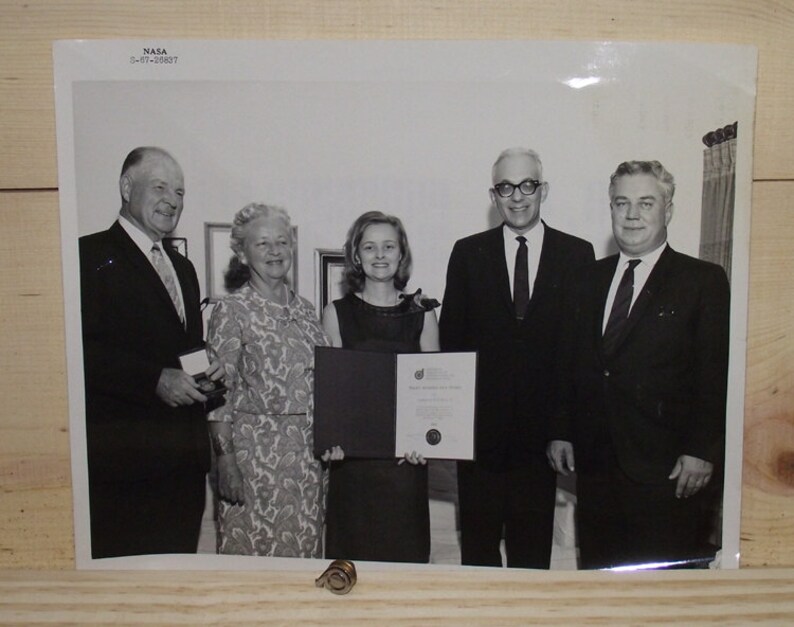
[741,181,794,567]
[0,191,73,570]
[1,0,793,621]
[2,568,794,624]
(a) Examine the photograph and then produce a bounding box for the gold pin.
[315,559,357,595]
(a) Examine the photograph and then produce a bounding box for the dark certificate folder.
[313,346,476,459]
[314,347,397,458]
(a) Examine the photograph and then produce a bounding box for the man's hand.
[546,440,576,475]
[216,454,245,505]
[669,454,713,498]
[156,367,207,407]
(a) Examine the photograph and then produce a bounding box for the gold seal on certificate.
[426,429,442,446]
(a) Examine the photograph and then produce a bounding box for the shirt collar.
[617,241,667,269]
[118,214,161,257]
[503,220,545,249]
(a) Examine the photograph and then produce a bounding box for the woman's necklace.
[361,289,400,307]
[249,280,288,305]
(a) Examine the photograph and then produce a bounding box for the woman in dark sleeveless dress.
[321,211,439,563]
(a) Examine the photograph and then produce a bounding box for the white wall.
[70,42,756,316]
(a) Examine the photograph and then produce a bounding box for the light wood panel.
[2,568,794,624]
[741,181,794,566]
[0,191,73,569]
[1,0,794,621]
[0,0,793,188]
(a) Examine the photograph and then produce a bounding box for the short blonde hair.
[491,147,544,183]
[609,161,675,205]
[223,203,293,291]
[229,203,292,255]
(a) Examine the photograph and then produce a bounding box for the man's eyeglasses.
[492,178,542,198]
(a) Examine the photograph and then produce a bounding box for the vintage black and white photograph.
[54,40,756,571]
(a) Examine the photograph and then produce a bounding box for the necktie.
[513,235,529,319]
[150,244,185,324]
[602,259,641,355]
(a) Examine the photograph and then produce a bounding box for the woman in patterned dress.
[321,211,440,563]
[207,203,329,557]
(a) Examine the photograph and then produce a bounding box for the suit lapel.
[483,226,515,318]
[601,245,676,357]
[109,222,187,332]
[528,223,558,318]
[595,256,619,360]
[498,221,553,324]
[166,245,201,339]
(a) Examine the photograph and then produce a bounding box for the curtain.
[699,122,737,282]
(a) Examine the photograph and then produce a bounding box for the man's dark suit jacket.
[80,221,210,490]
[551,245,730,483]
[440,223,595,468]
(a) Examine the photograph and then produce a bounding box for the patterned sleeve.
[206,298,242,423]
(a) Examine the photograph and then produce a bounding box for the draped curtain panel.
[699,122,738,281]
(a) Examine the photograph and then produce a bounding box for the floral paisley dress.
[207,283,329,557]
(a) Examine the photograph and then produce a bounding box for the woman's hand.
[321,446,345,462]
[216,453,245,505]
[399,451,427,466]
[205,359,225,382]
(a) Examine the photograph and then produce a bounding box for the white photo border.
[53,39,757,571]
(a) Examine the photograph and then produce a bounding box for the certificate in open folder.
[313,347,477,460]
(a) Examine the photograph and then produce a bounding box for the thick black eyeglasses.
[493,178,542,198]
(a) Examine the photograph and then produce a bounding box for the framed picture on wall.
[316,249,346,315]
[205,222,298,301]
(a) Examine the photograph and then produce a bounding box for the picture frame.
[315,248,346,315]
[205,222,298,302]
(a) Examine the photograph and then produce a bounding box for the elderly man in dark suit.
[440,147,595,568]
[80,146,221,558]
[547,160,730,569]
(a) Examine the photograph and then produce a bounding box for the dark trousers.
[576,457,717,570]
[89,471,206,559]
[457,455,556,569]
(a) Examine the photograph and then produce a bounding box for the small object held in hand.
[193,372,227,399]
[315,559,357,595]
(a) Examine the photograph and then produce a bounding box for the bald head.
[119,147,185,242]
[489,147,548,234]
[491,147,544,184]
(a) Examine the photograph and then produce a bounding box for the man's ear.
[665,202,674,226]
[119,175,132,203]
[540,181,549,203]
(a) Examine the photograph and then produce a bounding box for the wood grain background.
[1,0,793,621]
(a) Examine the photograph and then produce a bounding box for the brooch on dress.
[399,289,441,311]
